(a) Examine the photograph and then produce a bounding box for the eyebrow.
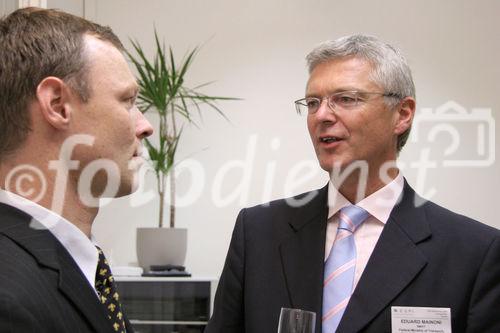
[124,82,139,96]
[132,82,140,94]
[305,87,360,98]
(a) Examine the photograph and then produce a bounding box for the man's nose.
[314,98,338,121]
[135,111,154,139]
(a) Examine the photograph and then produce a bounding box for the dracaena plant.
[126,31,237,228]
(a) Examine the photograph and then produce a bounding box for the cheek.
[307,115,316,136]
[117,111,136,135]
[306,117,319,149]
[306,115,312,129]
[97,115,135,150]
[356,121,395,156]
[122,121,136,145]
[354,106,392,136]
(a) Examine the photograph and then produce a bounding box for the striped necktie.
[322,205,369,332]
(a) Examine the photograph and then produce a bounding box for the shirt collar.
[327,172,404,224]
[0,189,99,290]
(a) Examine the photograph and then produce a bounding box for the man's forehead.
[81,33,127,66]
[310,56,373,77]
[306,57,376,93]
[82,34,136,88]
[83,33,106,49]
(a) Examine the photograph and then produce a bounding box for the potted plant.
[127,32,236,271]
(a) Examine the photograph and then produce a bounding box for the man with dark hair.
[206,35,500,333]
[0,7,153,332]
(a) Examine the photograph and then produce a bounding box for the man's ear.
[394,96,416,135]
[36,77,76,130]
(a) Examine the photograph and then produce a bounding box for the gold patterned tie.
[95,246,127,333]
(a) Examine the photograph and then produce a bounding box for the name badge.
[391,306,451,333]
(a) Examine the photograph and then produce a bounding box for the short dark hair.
[0,7,124,157]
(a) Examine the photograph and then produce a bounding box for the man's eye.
[306,99,320,108]
[334,94,357,106]
[125,96,136,105]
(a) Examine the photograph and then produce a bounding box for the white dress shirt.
[325,173,404,289]
[0,189,99,294]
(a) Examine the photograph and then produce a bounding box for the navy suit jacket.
[205,181,500,333]
[0,203,134,333]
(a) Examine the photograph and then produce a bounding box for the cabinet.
[115,277,217,333]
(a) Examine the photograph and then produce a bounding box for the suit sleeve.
[466,235,500,332]
[0,294,39,333]
[205,209,246,333]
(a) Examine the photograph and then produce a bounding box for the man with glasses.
[206,35,500,333]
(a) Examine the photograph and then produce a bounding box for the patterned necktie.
[95,246,127,333]
[322,205,369,333]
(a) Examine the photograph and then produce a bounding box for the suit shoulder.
[244,187,326,215]
[423,199,500,242]
[0,234,50,281]
[234,186,327,238]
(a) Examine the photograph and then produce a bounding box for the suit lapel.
[337,181,431,333]
[56,245,115,333]
[0,203,113,333]
[279,185,328,329]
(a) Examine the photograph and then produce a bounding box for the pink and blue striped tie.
[322,205,369,333]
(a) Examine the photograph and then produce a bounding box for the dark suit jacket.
[0,203,134,333]
[205,181,500,333]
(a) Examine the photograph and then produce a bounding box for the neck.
[0,158,98,238]
[331,165,399,203]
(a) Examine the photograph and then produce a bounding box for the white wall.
[0,0,18,15]
[7,0,500,277]
[1,1,83,16]
[48,0,82,16]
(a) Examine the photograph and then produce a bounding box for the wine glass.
[277,307,316,333]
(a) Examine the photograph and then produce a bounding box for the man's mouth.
[320,136,342,143]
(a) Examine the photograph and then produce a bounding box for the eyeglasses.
[294,90,401,115]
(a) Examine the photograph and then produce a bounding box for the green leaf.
[126,29,241,227]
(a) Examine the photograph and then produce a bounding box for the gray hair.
[306,35,415,151]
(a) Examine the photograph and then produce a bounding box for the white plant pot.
[136,227,187,271]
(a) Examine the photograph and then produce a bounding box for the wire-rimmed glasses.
[294,90,401,115]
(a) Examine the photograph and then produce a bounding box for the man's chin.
[115,179,138,198]
[319,159,350,174]
[91,177,137,200]
[321,159,371,178]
